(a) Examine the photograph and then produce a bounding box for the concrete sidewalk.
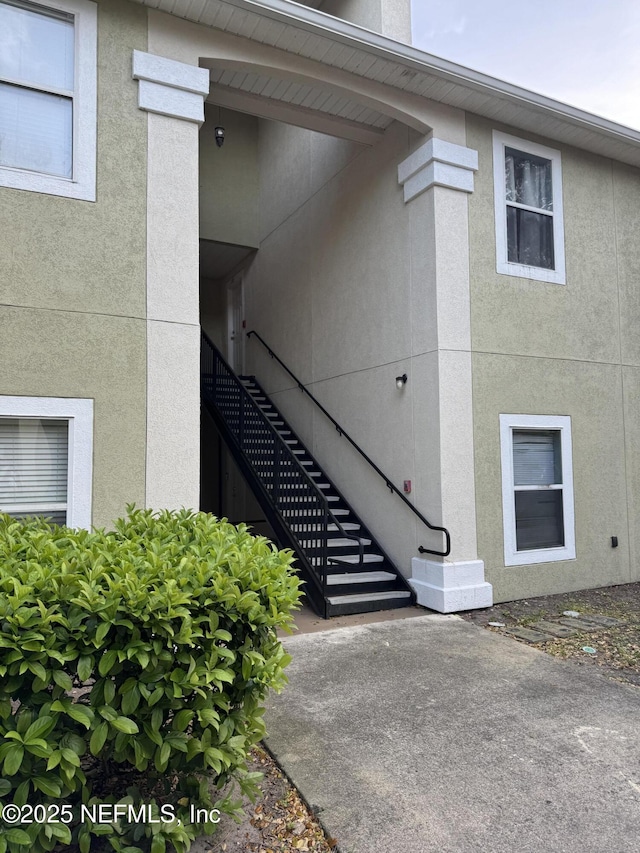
[265,614,640,853]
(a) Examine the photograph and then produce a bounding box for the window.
[0,0,96,200]
[493,131,565,284]
[0,396,93,527]
[500,414,575,566]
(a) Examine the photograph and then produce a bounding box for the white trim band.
[398,137,478,202]
[132,51,210,125]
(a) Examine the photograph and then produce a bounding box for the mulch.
[205,746,337,853]
[459,581,640,686]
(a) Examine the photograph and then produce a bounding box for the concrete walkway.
[265,614,640,853]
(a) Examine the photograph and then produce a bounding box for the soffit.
[207,66,392,131]
[133,0,640,168]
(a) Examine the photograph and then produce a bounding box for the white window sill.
[505,545,576,567]
[0,163,95,201]
[497,260,566,285]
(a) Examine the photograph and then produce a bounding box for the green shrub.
[0,508,301,853]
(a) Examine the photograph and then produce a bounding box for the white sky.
[411,0,640,131]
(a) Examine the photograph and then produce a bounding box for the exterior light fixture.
[214,105,225,148]
[395,373,408,389]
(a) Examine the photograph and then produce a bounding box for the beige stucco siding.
[0,306,146,528]
[466,114,640,600]
[468,117,620,364]
[472,353,632,601]
[622,366,640,584]
[0,0,148,318]
[614,163,640,366]
[0,0,149,528]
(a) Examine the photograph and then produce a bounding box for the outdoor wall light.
[214,126,225,147]
[395,373,408,389]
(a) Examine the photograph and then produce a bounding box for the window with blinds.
[0,417,68,524]
[512,430,564,551]
[0,1,75,178]
[500,414,575,566]
[0,0,96,201]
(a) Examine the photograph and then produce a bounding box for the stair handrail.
[246,330,451,557]
[200,332,365,577]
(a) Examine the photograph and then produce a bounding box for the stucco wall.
[0,0,148,527]
[240,119,450,574]
[199,106,259,248]
[320,0,412,42]
[466,114,640,600]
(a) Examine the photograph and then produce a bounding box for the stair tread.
[326,571,396,585]
[290,523,361,532]
[208,373,408,617]
[327,590,411,605]
[277,495,340,502]
[330,553,384,564]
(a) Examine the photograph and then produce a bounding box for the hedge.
[0,508,301,853]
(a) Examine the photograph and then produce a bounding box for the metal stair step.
[329,553,384,564]
[205,362,417,620]
[326,590,412,605]
[290,522,361,533]
[326,571,396,586]
[277,494,340,503]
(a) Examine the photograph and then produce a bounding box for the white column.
[133,51,209,510]
[399,137,492,612]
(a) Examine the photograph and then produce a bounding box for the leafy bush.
[0,509,301,853]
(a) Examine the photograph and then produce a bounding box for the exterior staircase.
[201,332,415,617]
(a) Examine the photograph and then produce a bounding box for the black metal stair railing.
[247,329,451,557]
[201,332,364,605]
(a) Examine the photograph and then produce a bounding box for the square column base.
[410,558,492,613]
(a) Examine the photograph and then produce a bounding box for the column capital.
[398,137,478,202]
[132,50,210,125]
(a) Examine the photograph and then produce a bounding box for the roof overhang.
[134,0,640,167]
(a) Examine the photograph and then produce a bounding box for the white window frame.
[500,414,575,566]
[0,0,97,201]
[493,131,566,285]
[0,396,93,527]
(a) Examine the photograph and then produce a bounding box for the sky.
[411,0,640,131]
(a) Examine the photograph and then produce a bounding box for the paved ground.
[265,614,640,853]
